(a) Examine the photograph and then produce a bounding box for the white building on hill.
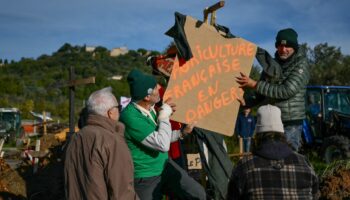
[85,46,96,52]
[110,47,129,57]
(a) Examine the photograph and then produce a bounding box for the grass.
[2,139,17,148]
[319,159,350,178]
[304,150,330,176]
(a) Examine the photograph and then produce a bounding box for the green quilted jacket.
[249,47,310,123]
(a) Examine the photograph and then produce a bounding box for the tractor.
[303,86,350,163]
[0,108,24,143]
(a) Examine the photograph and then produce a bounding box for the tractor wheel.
[322,135,350,163]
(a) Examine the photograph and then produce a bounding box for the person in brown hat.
[227,104,319,199]
[235,28,310,152]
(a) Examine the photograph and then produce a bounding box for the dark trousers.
[134,159,206,200]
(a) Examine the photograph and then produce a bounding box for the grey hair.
[87,87,117,117]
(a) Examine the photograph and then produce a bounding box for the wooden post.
[228,137,252,158]
[203,1,225,25]
[239,137,243,159]
[33,139,40,173]
[33,120,37,135]
[0,139,4,158]
[69,66,75,137]
[66,66,95,137]
[43,111,47,135]
[26,138,31,149]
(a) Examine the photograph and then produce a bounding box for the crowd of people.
[63,27,320,200]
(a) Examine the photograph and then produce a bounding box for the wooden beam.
[67,76,95,87]
[203,1,225,25]
[228,152,252,157]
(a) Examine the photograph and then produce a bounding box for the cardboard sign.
[164,16,257,136]
[187,153,202,170]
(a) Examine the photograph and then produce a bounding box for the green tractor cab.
[0,108,24,143]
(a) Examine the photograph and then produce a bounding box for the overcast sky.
[1,0,349,61]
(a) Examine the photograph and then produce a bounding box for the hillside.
[0,43,160,121]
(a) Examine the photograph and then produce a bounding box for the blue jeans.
[284,125,302,151]
[243,137,251,152]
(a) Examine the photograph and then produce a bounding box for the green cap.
[127,69,157,101]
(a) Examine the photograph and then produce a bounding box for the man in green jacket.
[236,28,310,152]
[120,69,206,200]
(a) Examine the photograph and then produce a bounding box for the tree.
[0,96,9,107]
[95,46,108,53]
[57,43,73,53]
[20,99,34,119]
[308,43,347,85]
[137,48,148,56]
